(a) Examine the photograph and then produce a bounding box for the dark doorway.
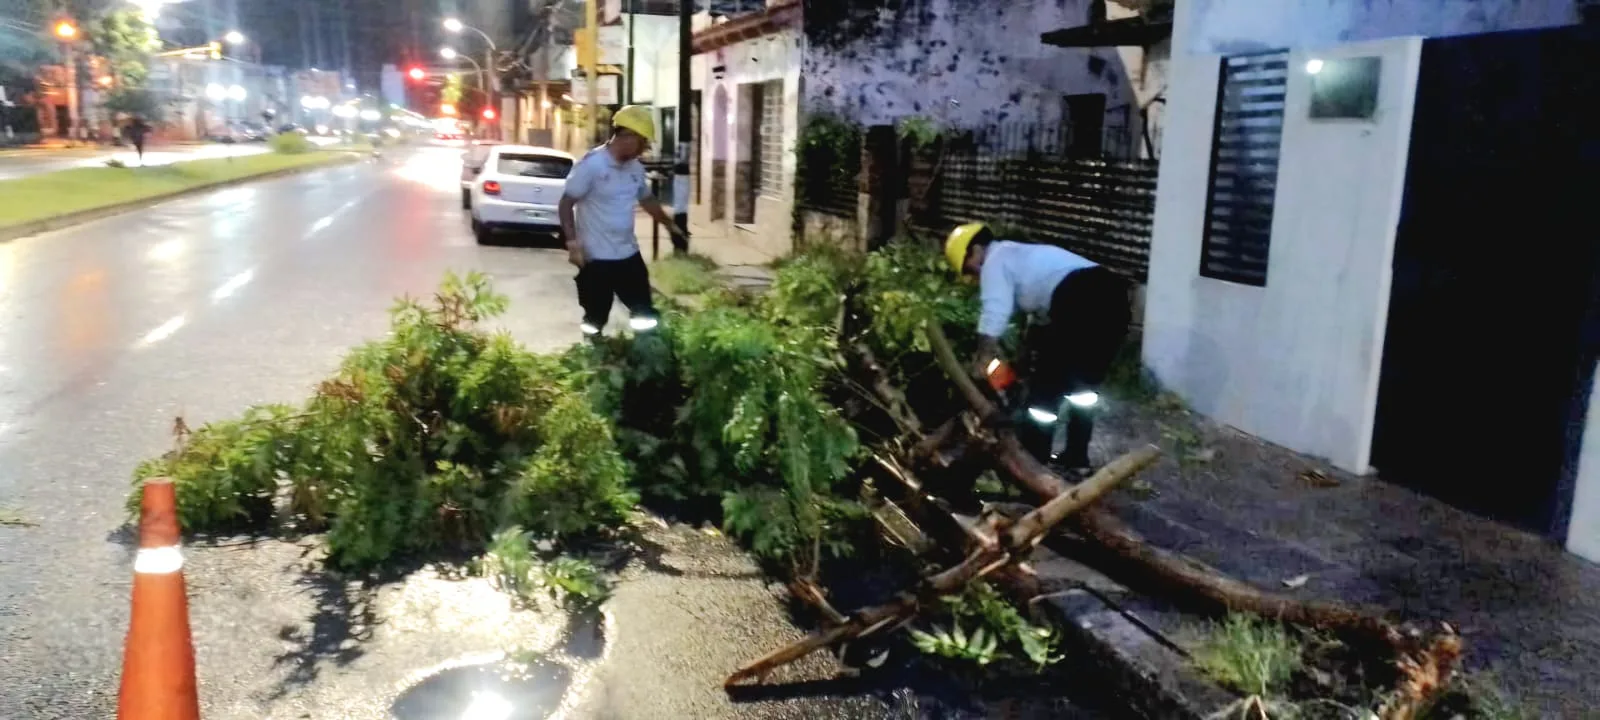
[1372,25,1600,537]
[1063,93,1106,157]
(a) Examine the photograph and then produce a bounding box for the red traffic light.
[407,67,425,81]
[481,108,497,121]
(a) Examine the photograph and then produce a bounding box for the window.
[496,154,573,178]
[1199,51,1288,287]
[758,80,785,199]
[1308,56,1381,120]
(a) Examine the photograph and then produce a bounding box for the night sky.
[154,0,491,89]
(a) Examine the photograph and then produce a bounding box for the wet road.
[0,146,608,719]
[0,146,1099,719]
[0,143,272,180]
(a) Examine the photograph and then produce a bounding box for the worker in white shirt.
[559,105,688,338]
[944,222,1131,471]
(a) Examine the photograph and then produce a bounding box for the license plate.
[522,209,549,220]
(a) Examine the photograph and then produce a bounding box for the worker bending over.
[945,223,1131,471]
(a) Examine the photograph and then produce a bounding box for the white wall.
[1141,37,1423,473]
[691,27,802,257]
[1568,371,1600,562]
[801,0,1145,135]
[1181,0,1578,55]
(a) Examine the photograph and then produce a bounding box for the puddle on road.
[390,658,571,720]
[390,610,609,719]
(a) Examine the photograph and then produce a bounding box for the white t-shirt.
[977,241,1099,337]
[563,146,652,261]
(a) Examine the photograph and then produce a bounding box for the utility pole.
[674,0,692,251]
[584,0,598,145]
[625,0,635,105]
[537,3,552,130]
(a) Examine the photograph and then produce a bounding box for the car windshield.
[497,154,571,179]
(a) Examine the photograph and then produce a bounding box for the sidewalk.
[1089,390,1600,716]
[632,211,783,269]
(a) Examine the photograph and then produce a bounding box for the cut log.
[725,446,1155,687]
[921,321,1407,647]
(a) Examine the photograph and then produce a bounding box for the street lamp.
[224,30,246,45]
[443,17,499,139]
[439,47,458,60]
[53,21,76,39]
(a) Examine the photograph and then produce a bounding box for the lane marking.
[211,269,255,301]
[136,314,186,348]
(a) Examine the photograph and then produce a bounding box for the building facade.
[1142,0,1596,557]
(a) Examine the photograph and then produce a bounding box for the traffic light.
[407,67,425,81]
[208,41,222,60]
[481,108,496,121]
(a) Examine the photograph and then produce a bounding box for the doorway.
[710,85,729,222]
[1371,26,1600,537]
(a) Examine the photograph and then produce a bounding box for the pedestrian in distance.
[558,105,688,339]
[125,115,151,165]
[945,222,1131,472]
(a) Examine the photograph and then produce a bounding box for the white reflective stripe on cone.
[133,546,185,575]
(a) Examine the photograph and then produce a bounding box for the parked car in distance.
[460,140,501,209]
[469,145,574,244]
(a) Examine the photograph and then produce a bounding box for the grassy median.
[0,151,353,230]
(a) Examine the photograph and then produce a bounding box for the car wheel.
[461,188,472,210]
[472,219,491,245]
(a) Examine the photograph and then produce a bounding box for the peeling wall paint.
[801,0,1163,134]
[1181,0,1580,55]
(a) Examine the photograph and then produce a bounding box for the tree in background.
[90,8,156,86]
[88,8,162,121]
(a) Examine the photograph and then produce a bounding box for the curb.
[0,153,365,243]
[1031,547,1236,719]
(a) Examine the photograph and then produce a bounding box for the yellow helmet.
[944,222,987,274]
[612,105,656,144]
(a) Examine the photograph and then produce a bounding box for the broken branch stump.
[725,446,1157,687]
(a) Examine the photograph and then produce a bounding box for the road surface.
[0,143,273,181]
[0,145,1102,719]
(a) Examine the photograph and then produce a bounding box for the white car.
[468,145,573,244]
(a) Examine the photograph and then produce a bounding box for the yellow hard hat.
[944,222,987,273]
[612,105,656,144]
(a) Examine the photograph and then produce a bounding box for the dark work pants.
[575,252,656,331]
[1019,266,1131,468]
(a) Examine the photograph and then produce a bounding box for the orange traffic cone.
[118,477,200,720]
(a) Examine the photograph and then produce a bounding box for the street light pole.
[444,18,501,140]
[675,0,692,251]
[584,0,598,145]
[625,0,635,105]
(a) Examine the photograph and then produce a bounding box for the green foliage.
[914,581,1061,672]
[763,248,856,329]
[651,253,719,298]
[477,527,612,608]
[538,555,611,607]
[857,241,979,356]
[130,405,300,532]
[90,9,158,86]
[269,132,314,155]
[896,115,942,150]
[910,623,1000,666]
[130,273,635,569]
[671,304,864,572]
[1190,614,1305,698]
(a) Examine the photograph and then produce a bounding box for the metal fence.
[910,122,1160,280]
